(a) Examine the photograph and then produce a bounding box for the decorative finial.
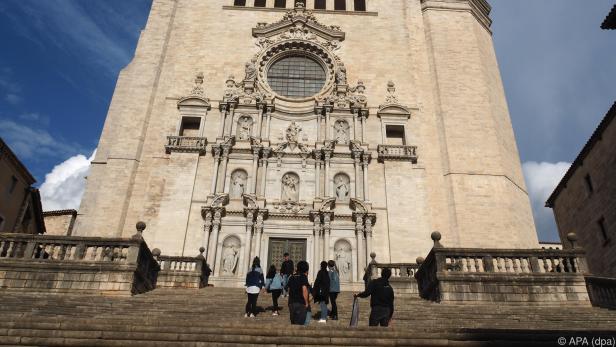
[132,221,146,241]
[152,248,161,258]
[416,256,425,265]
[295,1,305,9]
[197,247,206,259]
[370,252,376,264]
[566,232,578,249]
[431,231,442,248]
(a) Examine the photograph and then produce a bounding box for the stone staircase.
[0,287,615,346]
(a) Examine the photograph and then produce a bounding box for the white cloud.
[5,93,21,104]
[522,161,571,242]
[0,119,82,160]
[40,150,96,211]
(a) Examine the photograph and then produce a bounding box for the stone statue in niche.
[237,116,253,141]
[244,58,257,82]
[281,173,300,202]
[230,170,247,199]
[335,64,347,85]
[335,241,352,282]
[334,174,350,201]
[334,120,349,144]
[221,237,240,276]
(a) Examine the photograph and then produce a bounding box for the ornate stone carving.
[281,172,300,202]
[236,116,253,141]
[244,58,257,82]
[230,170,247,199]
[334,173,350,201]
[335,65,347,85]
[334,239,353,282]
[286,122,301,144]
[189,72,206,98]
[377,145,418,163]
[221,236,241,276]
[334,119,350,144]
[272,201,307,214]
[274,122,310,154]
[319,197,336,212]
[385,81,399,104]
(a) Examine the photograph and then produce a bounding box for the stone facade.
[42,210,77,236]
[547,103,616,278]
[0,138,45,235]
[74,0,538,286]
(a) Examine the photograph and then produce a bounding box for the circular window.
[267,55,326,98]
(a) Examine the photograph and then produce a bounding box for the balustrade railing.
[372,263,420,279]
[154,250,210,288]
[165,136,207,155]
[377,145,418,163]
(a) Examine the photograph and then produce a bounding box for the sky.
[0,1,614,242]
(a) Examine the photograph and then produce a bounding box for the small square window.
[179,117,201,137]
[314,0,326,9]
[274,0,286,8]
[234,0,246,6]
[254,0,266,7]
[354,0,366,11]
[334,0,346,11]
[385,125,406,145]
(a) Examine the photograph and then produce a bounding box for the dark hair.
[320,261,327,270]
[252,256,261,270]
[267,264,276,278]
[283,253,289,257]
[297,260,309,274]
[381,267,392,280]
[327,260,338,273]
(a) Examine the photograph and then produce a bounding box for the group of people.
[244,252,395,327]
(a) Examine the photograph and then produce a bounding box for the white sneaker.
[272,312,279,316]
[249,313,255,318]
[318,319,326,323]
[244,313,248,318]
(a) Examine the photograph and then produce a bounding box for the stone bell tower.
[74,0,538,286]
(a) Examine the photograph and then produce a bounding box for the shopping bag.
[350,297,359,327]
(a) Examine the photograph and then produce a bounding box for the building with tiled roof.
[601,5,616,29]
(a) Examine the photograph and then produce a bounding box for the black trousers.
[271,289,282,310]
[289,302,307,325]
[369,306,391,327]
[246,293,259,315]
[329,292,339,317]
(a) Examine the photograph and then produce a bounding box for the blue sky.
[0,1,614,242]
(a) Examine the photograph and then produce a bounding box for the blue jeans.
[282,274,289,294]
[319,301,328,320]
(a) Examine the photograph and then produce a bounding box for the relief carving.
[221,236,241,276]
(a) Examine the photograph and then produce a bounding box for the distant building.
[43,210,77,236]
[601,5,616,29]
[546,103,616,277]
[0,138,45,234]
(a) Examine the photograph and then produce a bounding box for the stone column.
[323,150,332,196]
[323,213,331,261]
[242,210,255,275]
[316,113,322,142]
[225,104,236,136]
[259,148,271,197]
[311,212,321,265]
[250,146,260,194]
[314,151,322,198]
[325,107,331,141]
[202,209,213,260]
[352,109,358,142]
[266,106,273,139]
[254,212,265,262]
[365,215,373,267]
[362,153,370,201]
[355,214,365,281]
[352,150,362,199]
[360,113,366,143]
[210,146,221,194]
[218,145,231,193]
[256,104,264,138]
[218,104,228,138]
[208,208,223,275]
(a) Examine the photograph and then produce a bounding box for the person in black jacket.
[244,259,265,318]
[313,261,330,323]
[280,253,294,297]
[287,260,310,325]
[354,268,394,327]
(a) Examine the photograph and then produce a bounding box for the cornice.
[421,0,492,33]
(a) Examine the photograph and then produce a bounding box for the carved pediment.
[319,197,336,212]
[350,198,371,213]
[252,5,345,43]
[377,81,411,117]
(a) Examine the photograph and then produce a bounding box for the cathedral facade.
[74,0,539,286]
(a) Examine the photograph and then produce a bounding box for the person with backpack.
[313,261,330,323]
[265,264,284,316]
[286,260,310,325]
[327,260,340,320]
[280,253,294,297]
[244,257,265,318]
[354,267,395,327]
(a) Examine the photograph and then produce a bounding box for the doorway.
[267,238,307,270]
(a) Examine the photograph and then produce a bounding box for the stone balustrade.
[165,136,207,155]
[0,222,159,295]
[414,232,591,304]
[372,263,420,279]
[377,144,418,163]
[153,247,211,288]
[585,276,616,309]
